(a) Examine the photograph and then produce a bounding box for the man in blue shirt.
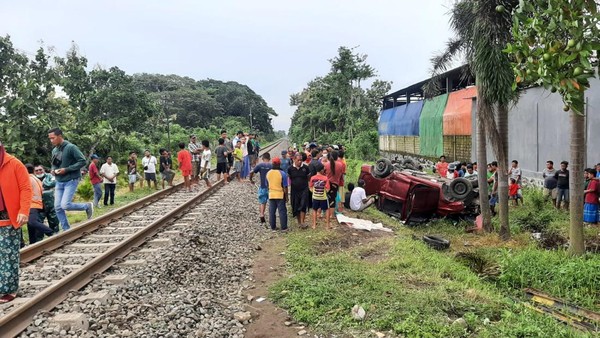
[250,152,272,226]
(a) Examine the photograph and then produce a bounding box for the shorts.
[192,162,200,178]
[216,162,228,174]
[228,153,234,167]
[489,194,498,206]
[145,173,156,182]
[258,187,269,204]
[290,188,309,216]
[200,168,210,180]
[510,194,522,200]
[161,170,174,181]
[181,169,192,177]
[543,187,558,199]
[327,184,339,208]
[250,154,258,163]
[233,161,242,173]
[128,174,137,184]
[312,199,329,211]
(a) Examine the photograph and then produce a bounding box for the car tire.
[423,235,450,250]
[449,177,473,201]
[402,159,418,170]
[372,158,393,179]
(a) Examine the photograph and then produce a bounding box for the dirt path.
[244,234,309,338]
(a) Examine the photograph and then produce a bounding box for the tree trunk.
[496,104,510,240]
[476,99,492,232]
[569,100,586,255]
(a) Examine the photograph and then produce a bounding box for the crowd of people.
[435,155,600,225]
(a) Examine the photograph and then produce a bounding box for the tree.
[289,47,390,160]
[508,0,600,254]
[426,0,518,237]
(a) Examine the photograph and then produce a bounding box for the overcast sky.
[1,0,456,131]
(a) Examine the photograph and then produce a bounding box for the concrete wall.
[470,77,600,179]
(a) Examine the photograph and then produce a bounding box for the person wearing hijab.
[0,141,32,303]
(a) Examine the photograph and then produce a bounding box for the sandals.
[0,294,16,304]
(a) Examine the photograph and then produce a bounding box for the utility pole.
[249,103,253,130]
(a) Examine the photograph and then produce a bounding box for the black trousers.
[104,184,116,205]
[27,208,54,244]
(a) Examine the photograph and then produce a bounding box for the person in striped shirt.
[309,162,330,229]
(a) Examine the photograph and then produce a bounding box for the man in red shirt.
[88,155,103,208]
[177,142,193,192]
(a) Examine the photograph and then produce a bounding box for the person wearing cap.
[250,152,272,225]
[188,135,202,184]
[24,163,55,244]
[266,157,289,232]
[280,150,291,173]
[89,154,103,208]
[48,128,93,231]
[0,141,32,303]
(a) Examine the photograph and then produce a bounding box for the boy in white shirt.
[350,179,376,212]
[200,140,212,188]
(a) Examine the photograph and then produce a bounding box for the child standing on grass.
[309,163,330,229]
[177,142,192,192]
[509,178,522,206]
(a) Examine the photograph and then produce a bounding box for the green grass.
[270,157,598,337]
[271,228,589,337]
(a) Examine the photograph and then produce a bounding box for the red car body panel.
[359,164,466,220]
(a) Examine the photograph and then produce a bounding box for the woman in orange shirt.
[0,142,32,304]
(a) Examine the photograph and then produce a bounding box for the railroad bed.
[0,140,288,338]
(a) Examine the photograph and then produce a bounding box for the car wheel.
[422,235,450,250]
[372,158,393,178]
[402,159,418,170]
[449,177,473,201]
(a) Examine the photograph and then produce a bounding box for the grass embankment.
[270,158,600,337]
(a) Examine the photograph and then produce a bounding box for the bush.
[77,178,94,201]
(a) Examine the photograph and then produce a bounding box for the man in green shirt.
[49,128,93,231]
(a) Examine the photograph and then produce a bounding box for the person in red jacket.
[0,141,32,303]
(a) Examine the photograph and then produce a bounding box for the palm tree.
[424,0,518,238]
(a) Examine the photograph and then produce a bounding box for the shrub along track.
[0,140,283,338]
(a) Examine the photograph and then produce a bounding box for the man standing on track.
[177,142,192,192]
[48,128,93,231]
[222,130,234,175]
[250,152,272,226]
[188,135,202,184]
[215,138,229,182]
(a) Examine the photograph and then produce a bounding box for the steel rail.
[1,139,284,337]
[19,139,283,264]
[0,179,225,337]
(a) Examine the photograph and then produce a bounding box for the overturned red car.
[359,159,480,223]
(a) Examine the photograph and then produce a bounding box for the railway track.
[0,140,285,337]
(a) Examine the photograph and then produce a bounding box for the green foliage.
[507,0,600,112]
[496,248,600,311]
[0,36,277,167]
[288,47,390,152]
[76,177,94,201]
[272,228,585,336]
